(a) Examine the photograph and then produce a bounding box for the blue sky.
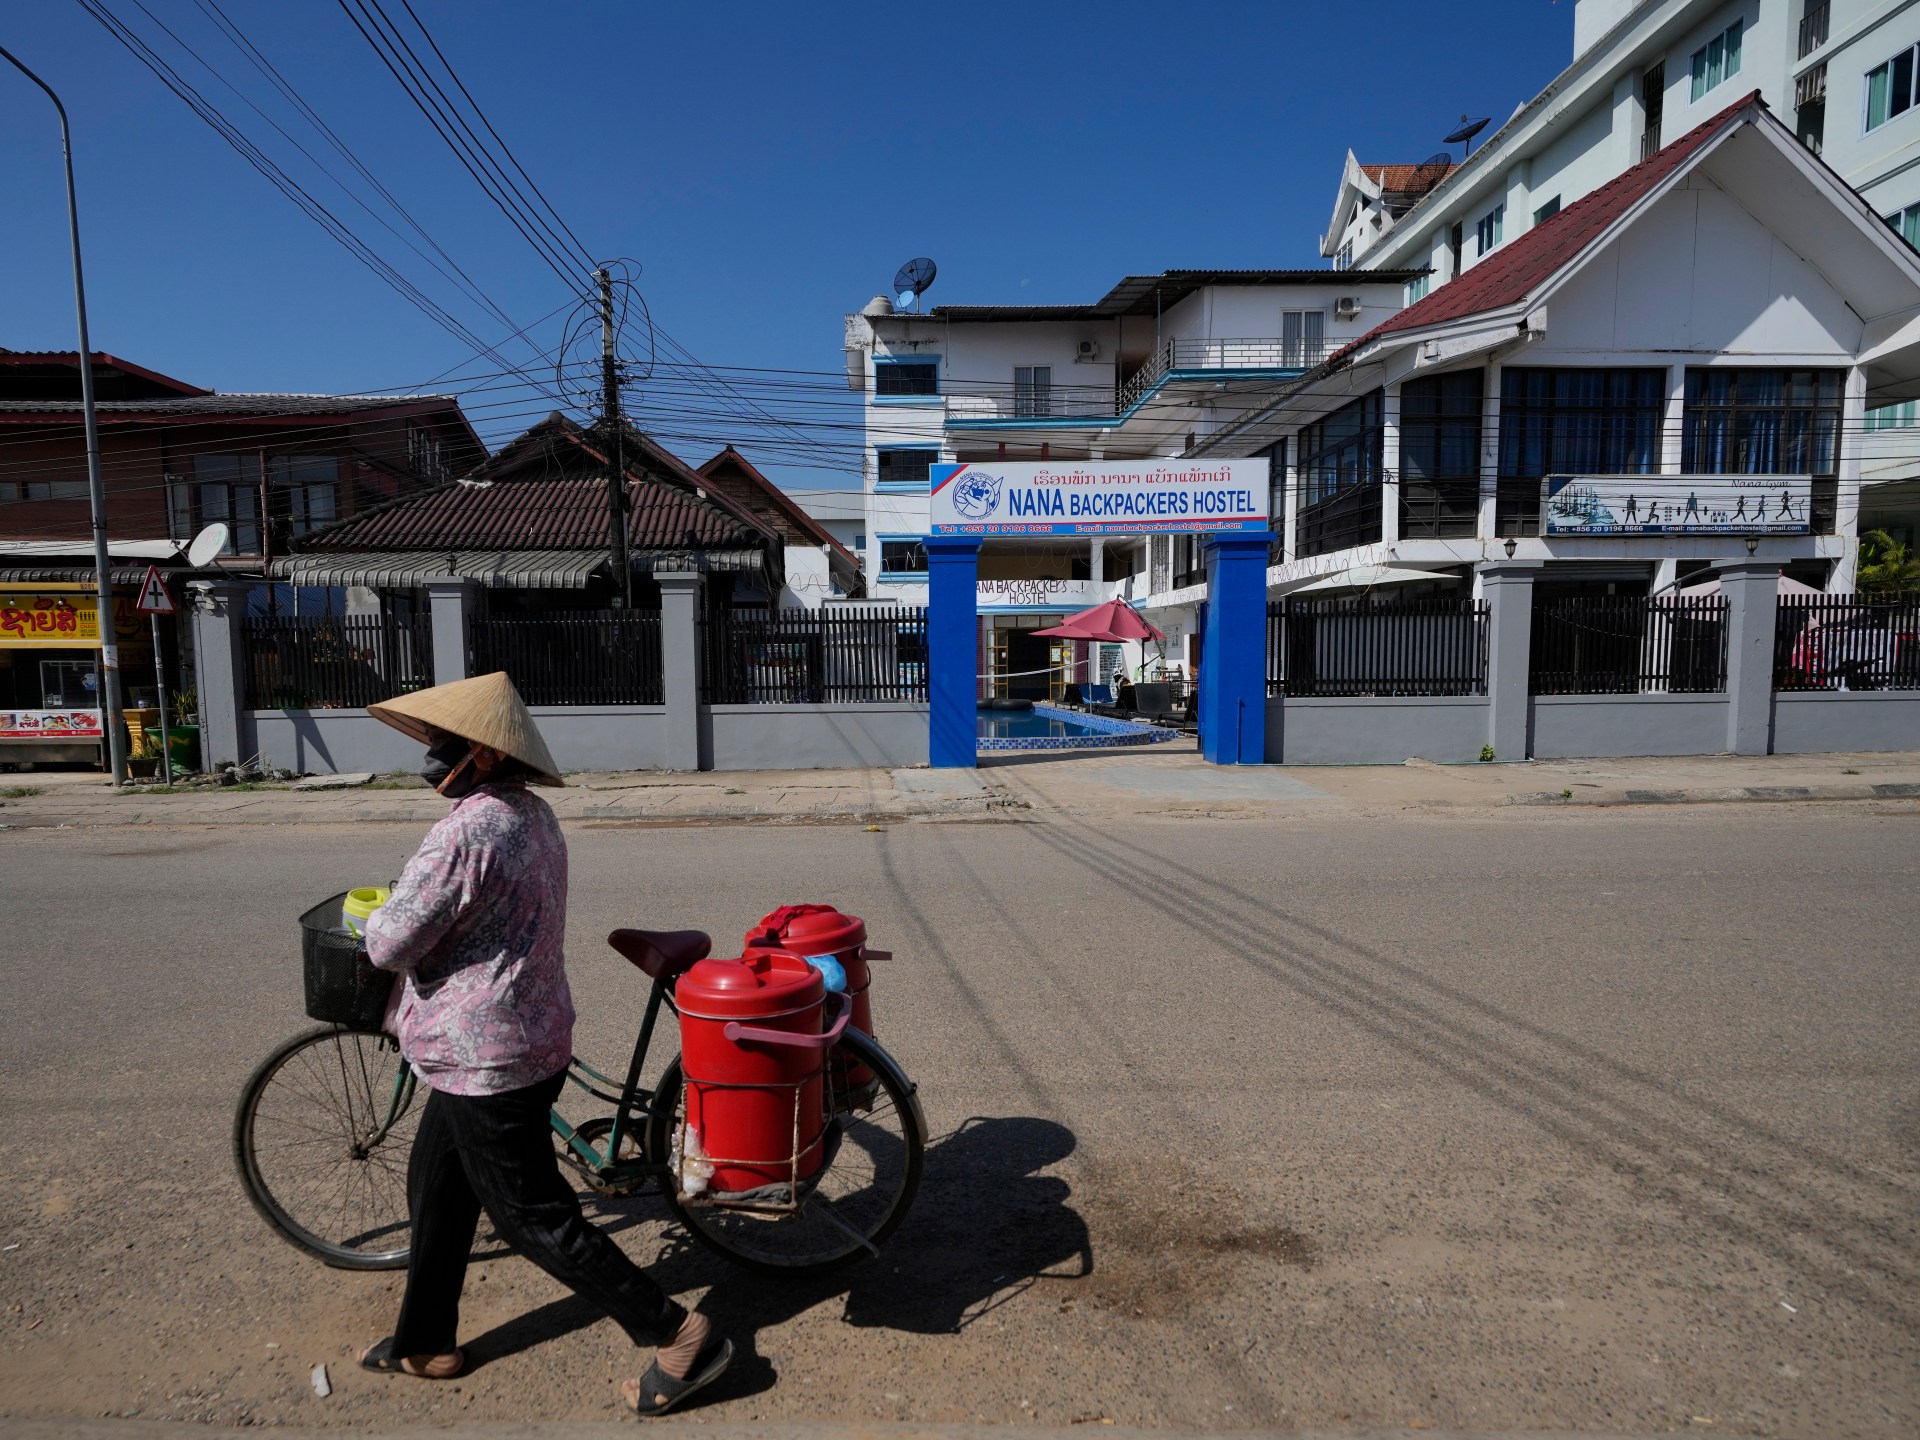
[3,2,1572,489]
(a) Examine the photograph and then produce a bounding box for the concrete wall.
[704,703,929,771]
[245,710,425,775]
[1529,693,1732,759]
[1771,690,1920,753]
[1266,696,1492,764]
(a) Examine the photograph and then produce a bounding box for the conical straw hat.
[369,671,564,786]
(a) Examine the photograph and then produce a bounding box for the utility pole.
[2,44,126,786]
[597,267,634,608]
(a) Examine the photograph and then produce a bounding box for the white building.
[1207,96,1920,606]
[842,270,1418,692]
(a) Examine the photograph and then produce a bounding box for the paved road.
[0,801,1914,1435]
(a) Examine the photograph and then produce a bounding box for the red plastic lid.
[746,903,867,955]
[677,950,824,1019]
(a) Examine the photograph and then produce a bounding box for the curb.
[1506,780,1920,807]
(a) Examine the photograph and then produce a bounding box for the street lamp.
[1,44,126,785]
[1745,535,1760,556]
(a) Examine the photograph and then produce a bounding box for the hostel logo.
[952,471,1003,520]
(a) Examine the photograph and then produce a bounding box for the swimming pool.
[976,703,1177,751]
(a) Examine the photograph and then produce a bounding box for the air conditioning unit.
[1334,296,1363,321]
[1076,339,1100,361]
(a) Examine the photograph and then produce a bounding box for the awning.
[274,546,770,589]
[1275,564,1464,597]
[274,550,607,590]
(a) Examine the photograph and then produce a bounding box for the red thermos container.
[744,905,885,1089]
[674,950,827,1194]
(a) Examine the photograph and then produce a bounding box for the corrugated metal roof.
[273,547,764,589]
[0,392,460,418]
[925,268,1430,322]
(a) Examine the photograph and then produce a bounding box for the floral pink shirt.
[366,782,573,1096]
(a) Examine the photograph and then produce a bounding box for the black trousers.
[390,1068,684,1355]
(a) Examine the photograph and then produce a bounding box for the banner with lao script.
[931,460,1269,536]
[1543,475,1813,535]
[0,589,102,649]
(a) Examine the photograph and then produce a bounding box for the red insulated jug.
[744,904,888,1087]
[674,950,840,1196]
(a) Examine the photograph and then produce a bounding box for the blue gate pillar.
[1198,534,1270,765]
[926,535,982,768]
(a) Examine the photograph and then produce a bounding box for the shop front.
[0,585,147,769]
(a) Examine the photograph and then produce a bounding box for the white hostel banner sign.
[930,459,1269,536]
[1543,474,1813,535]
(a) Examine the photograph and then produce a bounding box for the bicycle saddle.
[606,928,711,981]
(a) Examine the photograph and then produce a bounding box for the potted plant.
[148,685,201,775]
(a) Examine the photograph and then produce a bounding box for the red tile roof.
[696,446,860,567]
[1332,91,1764,367]
[299,414,774,554]
[1360,161,1455,199]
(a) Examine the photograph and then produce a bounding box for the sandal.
[623,1337,734,1417]
[359,1337,466,1379]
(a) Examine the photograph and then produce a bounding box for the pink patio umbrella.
[1031,599,1166,694]
[1031,598,1165,644]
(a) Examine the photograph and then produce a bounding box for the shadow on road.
[457,1113,1088,1401]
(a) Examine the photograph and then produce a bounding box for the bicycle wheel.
[645,1027,926,1275]
[233,1026,420,1271]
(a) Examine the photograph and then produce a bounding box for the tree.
[1856,528,1920,595]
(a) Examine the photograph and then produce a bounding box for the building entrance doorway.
[989,615,1073,701]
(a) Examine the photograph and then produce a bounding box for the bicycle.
[233,922,927,1276]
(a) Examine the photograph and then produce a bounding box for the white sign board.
[135,565,176,615]
[1543,475,1812,535]
[976,578,1102,610]
[931,460,1268,536]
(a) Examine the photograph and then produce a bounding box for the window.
[1281,309,1326,365]
[1682,368,1841,532]
[1496,368,1665,536]
[1475,203,1505,258]
[1887,203,1920,248]
[1406,274,1431,305]
[878,538,928,577]
[875,447,937,490]
[408,424,449,482]
[0,478,88,502]
[1533,195,1562,224]
[1447,221,1464,280]
[1867,401,1916,431]
[1335,240,1353,270]
[874,358,938,397]
[192,453,262,555]
[1013,365,1052,417]
[1296,389,1385,558]
[1400,371,1484,538]
[1866,44,1920,130]
[854,532,867,551]
[1641,61,1666,159]
[269,454,340,537]
[1690,19,1743,103]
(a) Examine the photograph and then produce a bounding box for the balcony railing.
[942,337,1328,424]
[1798,2,1829,60]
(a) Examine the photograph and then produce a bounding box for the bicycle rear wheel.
[233,1026,420,1270]
[645,1027,925,1275]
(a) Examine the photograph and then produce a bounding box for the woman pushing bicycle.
[352,671,733,1417]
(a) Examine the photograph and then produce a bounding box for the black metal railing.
[243,611,434,710]
[1774,593,1920,690]
[1267,598,1489,697]
[704,606,928,704]
[468,610,663,705]
[1799,1,1829,59]
[1529,596,1729,695]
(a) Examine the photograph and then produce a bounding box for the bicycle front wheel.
[646,1027,926,1275]
[233,1026,420,1270]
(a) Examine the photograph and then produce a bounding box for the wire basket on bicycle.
[299,891,394,1032]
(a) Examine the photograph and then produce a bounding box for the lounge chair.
[1131,682,1180,724]
[1082,683,1114,711]
[1060,684,1084,708]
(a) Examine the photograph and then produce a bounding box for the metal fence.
[243,612,434,710]
[1774,593,1920,691]
[468,610,663,705]
[1267,598,1489,697]
[1529,596,1729,695]
[704,607,928,704]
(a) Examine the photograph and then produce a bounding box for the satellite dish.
[1444,114,1491,154]
[186,523,230,568]
[892,257,938,311]
[1411,151,1454,187]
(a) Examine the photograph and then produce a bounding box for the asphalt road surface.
[0,801,1915,1435]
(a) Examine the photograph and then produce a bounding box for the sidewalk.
[0,748,1915,829]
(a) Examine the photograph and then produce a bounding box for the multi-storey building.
[842,270,1418,691]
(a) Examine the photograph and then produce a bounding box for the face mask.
[421,733,481,798]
